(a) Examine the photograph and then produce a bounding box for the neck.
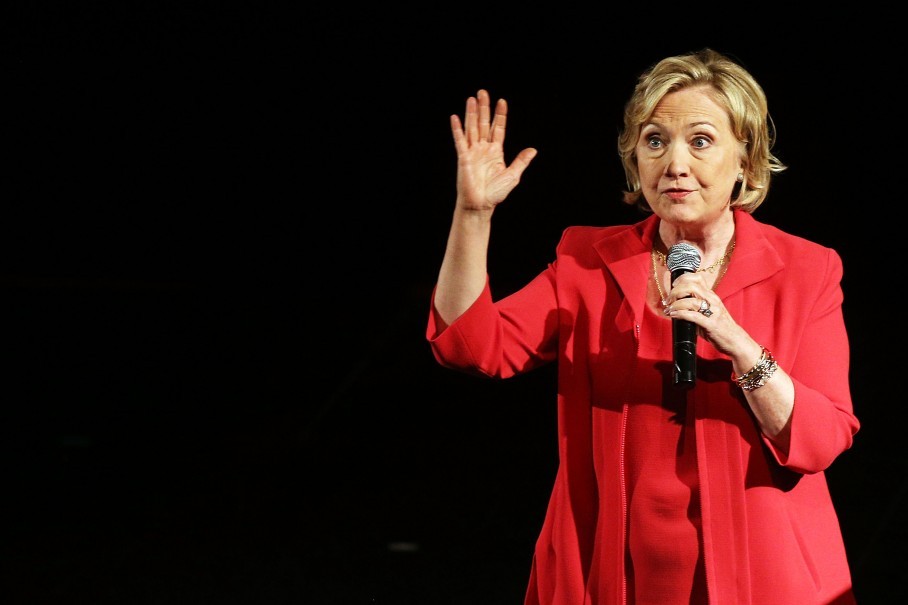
[655,213,736,258]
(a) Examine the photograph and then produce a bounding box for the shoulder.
[756,218,840,256]
[743,213,844,275]
[556,223,644,252]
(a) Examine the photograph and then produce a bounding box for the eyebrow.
[642,119,719,131]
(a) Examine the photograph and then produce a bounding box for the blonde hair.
[618,48,787,213]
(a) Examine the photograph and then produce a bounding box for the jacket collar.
[592,210,785,320]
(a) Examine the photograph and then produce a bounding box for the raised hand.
[450,89,537,213]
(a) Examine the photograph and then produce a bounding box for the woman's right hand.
[450,89,537,213]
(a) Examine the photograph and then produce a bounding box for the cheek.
[707,165,738,188]
[637,158,660,185]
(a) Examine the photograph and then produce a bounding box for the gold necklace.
[652,239,735,307]
[652,240,736,274]
[652,248,669,307]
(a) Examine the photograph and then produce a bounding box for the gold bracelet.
[731,346,779,391]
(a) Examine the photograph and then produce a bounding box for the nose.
[664,145,691,178]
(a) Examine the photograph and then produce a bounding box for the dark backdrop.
[4,6,902,604]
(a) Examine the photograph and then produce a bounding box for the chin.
[656,205,702,224]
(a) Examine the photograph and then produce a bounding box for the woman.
[426,48,859,604]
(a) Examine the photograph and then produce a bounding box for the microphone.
[666,243,701,389]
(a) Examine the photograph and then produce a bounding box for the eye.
[646,135,663,149]
[692,136,711,149]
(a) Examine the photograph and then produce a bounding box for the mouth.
[663,189,692,200]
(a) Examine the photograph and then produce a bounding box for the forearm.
[744,370,795,445]
[433,205,494,327]
[731,344,795,446]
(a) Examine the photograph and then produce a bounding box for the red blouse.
[622,299,707,604]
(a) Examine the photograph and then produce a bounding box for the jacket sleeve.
[426,264,561,379]
[761,247,860,473]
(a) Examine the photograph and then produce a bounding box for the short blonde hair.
[618,48,787,213]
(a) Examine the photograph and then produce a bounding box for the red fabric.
[426,211,859,605]
[622,302,707,605]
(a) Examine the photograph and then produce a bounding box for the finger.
[509,147,538,173]
[464,94,479,145]
[667,290,700,306]
[664,304,712,320]
[490,98,508,144]
[664,291,708,312]
[450,114,467,154]
[478,89,492,141]
[676,298,703,314]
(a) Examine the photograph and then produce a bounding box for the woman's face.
[636,86,742,227]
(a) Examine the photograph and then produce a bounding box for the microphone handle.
[670,267,697,389]
[672,317,697,388]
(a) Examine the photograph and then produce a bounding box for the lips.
[664,189,692,200]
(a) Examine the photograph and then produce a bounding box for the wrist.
[731,346,779,391]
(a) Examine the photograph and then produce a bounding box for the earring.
[731,172,744,203]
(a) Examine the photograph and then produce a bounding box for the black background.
[4,5,903,604]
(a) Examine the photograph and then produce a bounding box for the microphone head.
[667,243,701,273]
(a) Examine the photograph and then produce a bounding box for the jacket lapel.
[589,210,785,317]
[714,211,785,299]
[591,213,659,322]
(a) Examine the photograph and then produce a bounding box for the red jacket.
[427,210,859,605]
